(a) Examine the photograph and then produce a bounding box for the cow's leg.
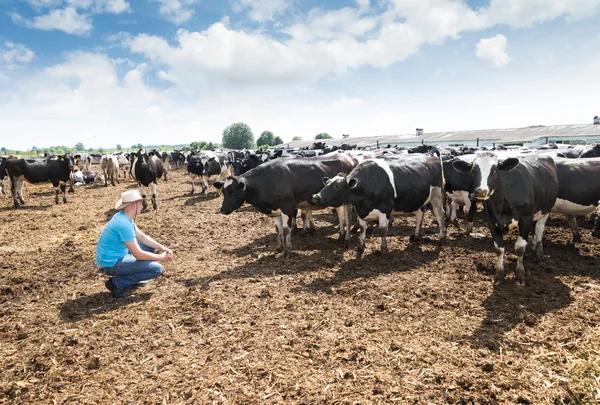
[103,169,108,187]
[291,209,299,235]
[357,217,369,259]
[16,177,25,205]
[115,168,120,185]
[282,211,293,258]
[514,219,533,285]
[151,182,158,210]
[10,176,19,207]
[530,214,549,262]
[140,184,148,211]
[61,184,67,203]
[445,195,452,220]
[487,210,506,283]
[334,206,349,246]
[565,215,581,244]
[411,209,425,240]
[190,175,195,194]
[430,187,446,239]
[466,199,477,235]
[111,169,117,186]
[300,210,307,234]
[306,209,315,235]
[201,176,209,197]
[449,200,458,224]
[273,216,284,253]
[377,211,390,253]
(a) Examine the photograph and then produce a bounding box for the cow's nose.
[474,189,488,198]
[312,194,321,204]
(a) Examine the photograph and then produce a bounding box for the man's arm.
[135,226,173,256]
[124,240,171,262]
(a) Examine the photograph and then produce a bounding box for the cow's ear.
[322,177,330,186]
[452,160,472,173]
[214,182,224,190]
[348,178,358,189]
[498,158,519,171]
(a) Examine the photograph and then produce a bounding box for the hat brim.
[114,198,143,211]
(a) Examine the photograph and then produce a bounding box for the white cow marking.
[371,159,397,198]
[474,154,497,196]
[551,198,596,216]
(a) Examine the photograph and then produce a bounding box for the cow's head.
[452,152,519,200]
[312,174,351,207]
[136,149,149,167]
[214,176,247,214]
[59,153,75,170]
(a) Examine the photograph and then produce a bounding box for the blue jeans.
[104,242,163,289]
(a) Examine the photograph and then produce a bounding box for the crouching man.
[96,190,173,298]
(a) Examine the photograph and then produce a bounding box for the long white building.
[281,122,600,149]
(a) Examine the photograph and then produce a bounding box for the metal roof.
[278,124,600,148]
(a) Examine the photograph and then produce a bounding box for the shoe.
[125,280,149,291]
[105,278,131,298]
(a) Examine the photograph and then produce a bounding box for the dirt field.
[1,167,600,404]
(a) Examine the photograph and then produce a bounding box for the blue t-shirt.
[95,211,136,268]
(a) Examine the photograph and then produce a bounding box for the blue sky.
[1,0,600,150]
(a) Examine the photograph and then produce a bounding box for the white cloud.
[154,0,197,24]
[10,7,93,35]
[157,70,179,83]
[476,34,510,68]
[0,42,35,65]
[231,0,293,22]
[26,0,130,13]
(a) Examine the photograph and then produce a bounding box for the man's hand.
[157,251,173,263]
[159,246,173,260]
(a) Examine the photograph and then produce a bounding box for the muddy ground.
[1,167,599,404]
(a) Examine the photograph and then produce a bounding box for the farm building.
[282,121,600,149]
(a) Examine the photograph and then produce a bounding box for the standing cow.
[100,154,120,187]
[5,154,75,207]
[132,149,166,210]
[0,158,6,194]
[452,153,558,284]
[312,153,446,258]
[215,154,357,257]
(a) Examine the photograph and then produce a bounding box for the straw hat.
[114,190,143,210]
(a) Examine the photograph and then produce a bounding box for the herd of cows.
[2,142,600,285]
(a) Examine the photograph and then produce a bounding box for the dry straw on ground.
[1,168,599,404]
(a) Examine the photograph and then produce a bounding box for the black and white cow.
[312,153,445,258]
[170,150,186,169]
[99,154,120,187]
[186,153,204,194]
[0,158,6,194]
[5,154,75,207]
[442,156,477,232]
[74,154,92,171]
[452,153,558,284]
[116,153,132,179]
[550,157,600,243]
[133,149,166,210]
[215,154,357,257]
[149,150,169,181]
[199,152,230,197]
[73,170,104,186]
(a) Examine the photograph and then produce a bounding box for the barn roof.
[279,124,600,148]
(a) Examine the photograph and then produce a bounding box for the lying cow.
[452,153,558,284]
[215,154,357,257]
[5,154,75,207]
[73,170,104,186]
[312,153,446,258]
[133,149,166,210]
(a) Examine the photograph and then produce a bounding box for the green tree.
[257,130,275,147]
[55,148,64,155]
[116,144,122,151]
[292,136,302,141]
[130,144,137,150]
[0,147,6,155]
[315,133,332,140]
[75,142,85,151]
[222,123,255,149]
[136,143,143,149]
[98,147,104,154]
[273,136,283,145]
